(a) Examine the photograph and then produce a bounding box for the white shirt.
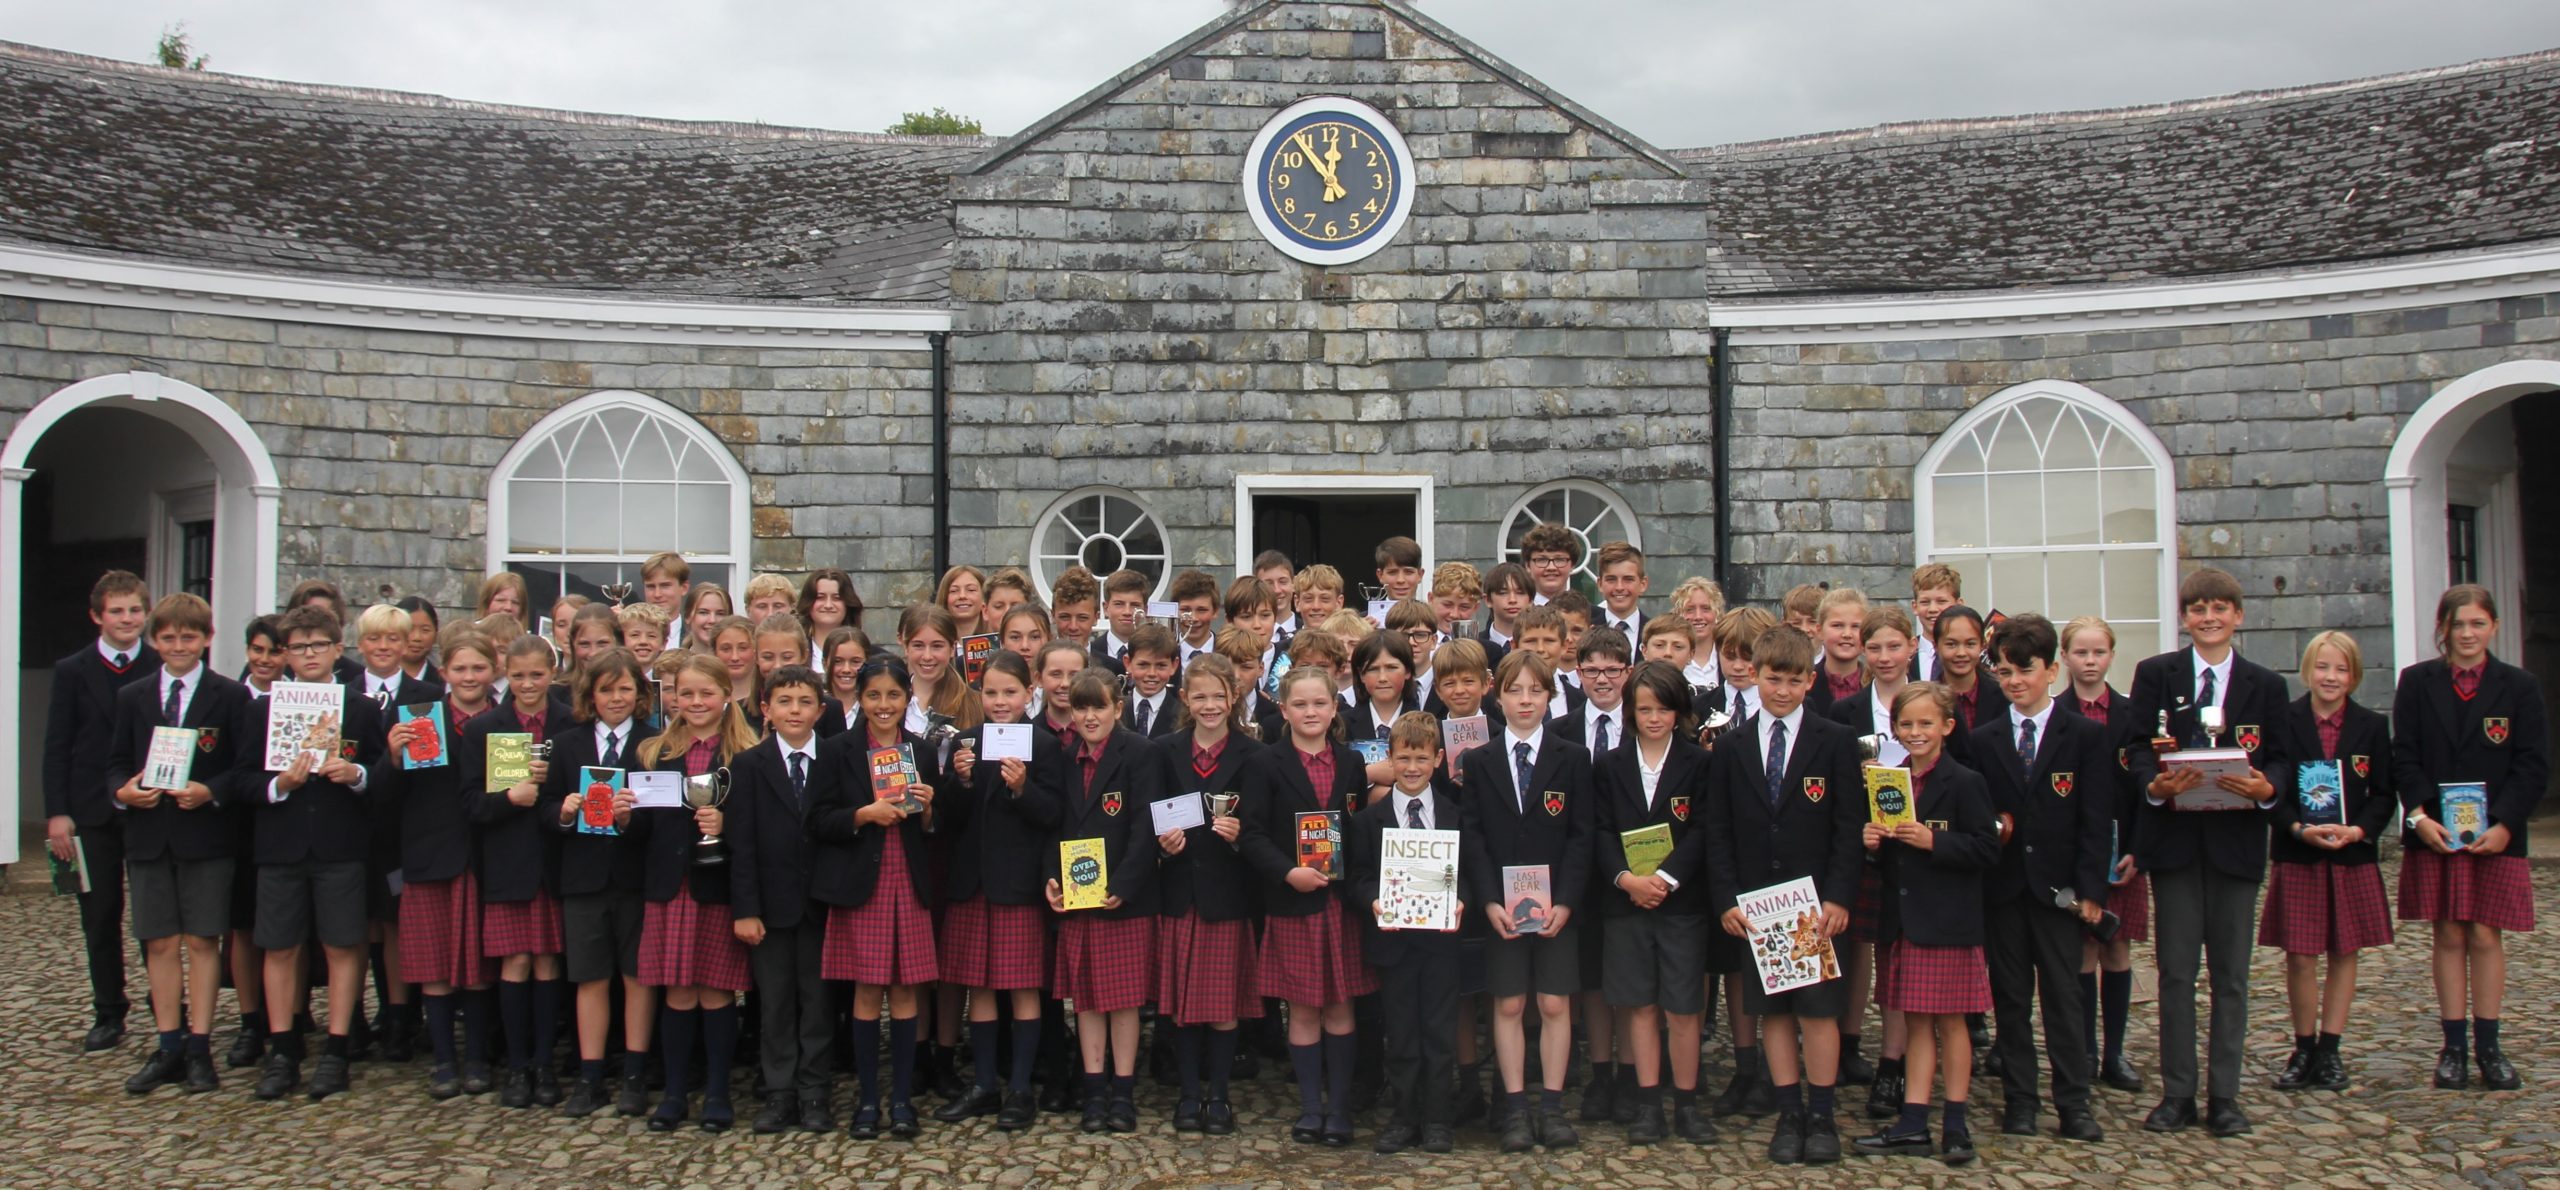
[1582,699,1624,756]
[2190,649,2233,709]
[158,665,203,726]
[1868,690,1910,766]
[1100,629,1133,661]
[778,736,819,787]
[1487,625,1515,651]
[1505,725,1544,811]
[1603,608,1645,641]
[1684,659,1720,690]
[1180,641,1215,670]
[1392,787,1435,832]
[1547,684,1574,722]
[364,671,405,705]
[594,718,635,765]
[1915,635,1939,680]
[1129,688,1170,733]
[2007,700,2056,767]
[1760,705,1805,777]
[97,636,141,669]
[1736,685,1764,721]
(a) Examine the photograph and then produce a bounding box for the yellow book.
[1620,823,1674,878]
[1866,765,1915,830]
[1059,838,1111,911]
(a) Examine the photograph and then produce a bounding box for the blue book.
[396,702,449,770]
[1351,738,1390,765]
[2295,760,2344,827]
[2440,782,2489,850]
[574,767,626,836]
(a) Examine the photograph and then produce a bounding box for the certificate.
[980,722,1034,762]
[1150,792,1207,835]
[629,770,685,809]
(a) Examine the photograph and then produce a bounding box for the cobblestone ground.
[4,851,2555,1189]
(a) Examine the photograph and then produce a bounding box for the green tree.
[155,23,207,71]
[886,107,983,136]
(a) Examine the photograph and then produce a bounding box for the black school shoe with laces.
[2478,1047,2522,1091]
[2273,1041,2314,1091]
[253,1052,301,1100]
[2433,1048,2471,1090]
[1767,1110,1806,1164]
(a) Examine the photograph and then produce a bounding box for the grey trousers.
[2149,864,2260,1100]
[1987,898,2092,1113]
[749,917,834,1100]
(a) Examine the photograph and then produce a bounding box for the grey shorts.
[254,859,370,950]
[1485,921,1581,999]
[129,855,234,941]
[1603,911,1707,1014]
[561,891,646,984]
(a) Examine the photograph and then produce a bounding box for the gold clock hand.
[1292,131,1345,202]
[1321,141,1346,202]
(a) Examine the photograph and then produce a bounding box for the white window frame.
[1914,380,2177,672]
[484,389,751,589]
[1233,473,1436,583]
[1028,485,1173,601]
[1497,479,1644,584]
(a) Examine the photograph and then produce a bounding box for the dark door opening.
[1252,493,1416,596]
[2510,397,2560,808]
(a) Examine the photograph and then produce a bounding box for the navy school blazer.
[538,716,650,899]
[1239,736,1373,919]
[2391,656,2548,857]
[1151,731,1265,923]
[2267,695,2396,866]
[1967,704,2117,908]
[1592,734,1712,918]
[1699,709,1865,915]
[1875,758,2001,948]
[1455,725,1595,915]
[105,668,254,862]
[935,722,1069,908]
[1347,786,1468,966]
[1040,728,1163,920]
[461,700,576,902]
[805,728,947,912]
[2123,648,2291,882]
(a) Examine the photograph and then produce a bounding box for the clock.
[1242,96,1416,267]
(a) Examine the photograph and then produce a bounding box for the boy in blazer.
[1349,713,1465,1156]
[43,570,158,1052]
[1700,626,1863,1165]
[105,593,251,1094]
[2123,568,2290,1138]
[1970,614,2113,1143]
[1119,624,1186,739]
[724,666,834,1133]
[1594,662,1717,1146]
[250,605,387,1102]
[1458,649,1593,1154]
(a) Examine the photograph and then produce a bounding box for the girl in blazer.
[816,625,872,740]
[538,649,656,1118]
[807,654,945,1141]
[2055,615,2148,1094]
[1853,682,1999,1167]
[2261,631,2396,1093]
[379,631,501,1098]
[1041,669,1163,1134]
[461,633,577,1109]
[931,651,1065,1131]
[2392,584,2548,1092]
[1345,631,1421,770]
[1824,604,1921,1108]
[1594,662,1717,1146]
[633,652,757,1133]
[1153,655,1267,1137]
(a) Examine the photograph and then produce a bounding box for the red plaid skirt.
[1844,864,1883,944]
[940,895,1050,991]
[1155,911,1264,1026]
[2112,872,2151,942]
[1054,914,1156,1013]
[639,885,752,992]
[820,844,939,987]
[2398,849,2536,932]
[399,871,493,988]
[1881,940,1990,1016]
[1258,900,1375,1006]
[482,887,565,958]
[2258,861,2393,955]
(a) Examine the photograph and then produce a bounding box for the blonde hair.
[1296,564,1345,596]
[1428,561,1482,600]
[1670,576,1725,616]
[742,573,798,608]
[1317,608,1374,641]
[355,602,411,640]
[2299,630,2364,692]
[638,653,761,767]
[2060,615,2115,652]
[1815,586,1868,623]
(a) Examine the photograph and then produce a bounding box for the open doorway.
[1234,474,1435,598]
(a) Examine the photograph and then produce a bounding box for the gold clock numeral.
[1364,198,1381,215]
[1371,173,1385,189]
[1283,197,1296,215]
[1367,150,1380,168]
[1275,172,1289,190]
[1347,213,1362,232]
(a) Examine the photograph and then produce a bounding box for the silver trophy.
[1858,733,1885,763]
[599,581,635,608]
[2198,705,2225,749]
[683,768,732,867]
[1206,791,1240,820]
[528,740,554,764]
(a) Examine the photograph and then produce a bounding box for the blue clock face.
[1244,98,1415,266]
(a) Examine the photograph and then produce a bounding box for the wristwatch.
[2404,808,2428,832]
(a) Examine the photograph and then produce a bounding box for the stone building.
[7,0,2557,851]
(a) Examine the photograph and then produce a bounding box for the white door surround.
[2383,359,2558,673]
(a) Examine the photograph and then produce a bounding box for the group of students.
[40,530,2545,1167]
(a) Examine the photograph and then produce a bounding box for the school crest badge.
[198,727,221,753]
[1543,790,1565,817]
[1670,795,1690,822]
[2486,718,2510,745]
[1803,777,1827,803]
[339,739,359,760]
[2352,755,2370,779]
[2052,772,2075,797]
[1101,790,1123,816]
[2236,725,2261,752]
[2116,745,2131,771]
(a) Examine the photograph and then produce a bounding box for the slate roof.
[0,42,987,304]
[1678,49,2560,299]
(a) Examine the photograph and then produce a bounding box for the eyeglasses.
[1403,629,1438,643]
[1579,665,1628,680]
[284,642,338,656]
[1528,555,1573,568]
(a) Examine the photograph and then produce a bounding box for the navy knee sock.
[1008,1018,1040,1096]
[1206,1026,1238,1100]
[1289,1041,1324,1115]
[1172,1025,1204,1103]
[852,1017,882,1107]
[423,992,457,1067]
[701,1004,738,1104]
[1322,1031,1355,1120]
[2100,969,2132,1059]
[460,988,492,1066]
[970,1020,1003,1093]
[532,980,564,1068]
[889,1017,918,1106]
[498,980,533,1069]
[657,1006,699,1103]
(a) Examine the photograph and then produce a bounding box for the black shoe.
[1201,1097,1234,1136]
[2274,1043,2314,1091]
[2001,1101,2039,1136]
[1742,1069,1776,1116]
[461,1062,496,1096]
[701,1096,736,1134]
[183,1051,220,1094]
[124,1049,184,1095]
[429,1063,463,1100]
[1498,1111,1536,1153]
[799,1096,833,1133]
[2434,1047,2471,1089]
[2101,1052,2144,1092]
[1579,1072,1616,1121]
[1170,1097,1203,1133]
[754,1093,800,1134]
[1941,1128,1978,1166]
[1852,1126,1934,1157]
[380,1015,415,1063]
[1038,1081,1073,1114]
[2142,1097,2196,1132]
[1711,1067,1755,1117]
[936,1086,1004,1123]
[1373,1122,1415,1154]
[1626,1100,1666,1145]
[1767,1109,1806,1164]
[1320,1113,1352,1147]
[649,1094,689,1133]
[83,1018,127,1054]
[1866,1071,1905,1120]
[886,1101,920,1140]
[225,1029,264,1070]
[254,1052,300,1100]
[532,1066,563,1106]
[846,1105,880,1141]
[1539,1107,1579,1149]
[1802,1113,1841,1164]
[1838,1049,1878,1086]
[1419,1123,1455,1153]
[2308,1048,2350,1091]
[2059,1109,2104,1142]
[1674,1099,1718,1145]
[1487,1091,1512,1129]
[995,1091,1038,1131]
[617,1073,650,1116]
[1455,1072,1488,1125]
[2479,1047,2522,1091]
[499,1066,533,1109]
[561,1077,606,1117]
[1108,1095,1139,1135]
[308,1054,351,1100]
[2205,1097,2251,1137]
[1081,1099,1108,1134]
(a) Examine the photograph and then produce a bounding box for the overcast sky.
[7,1,2559,146]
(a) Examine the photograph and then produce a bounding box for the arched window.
[1916,380,2176,686]
[487,391,749,608]
[1499,480,1643,583]
[1030,486,1170,600]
